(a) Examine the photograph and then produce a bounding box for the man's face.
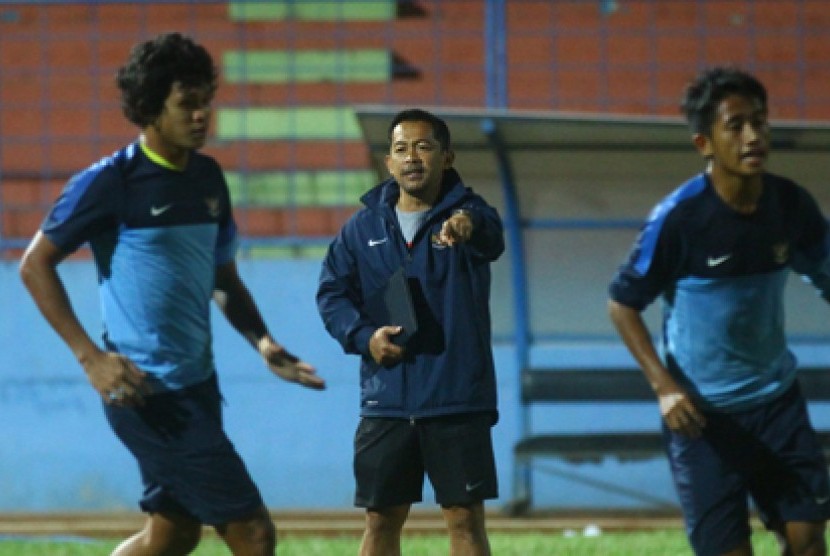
[697,93,769,178]
[152,81,213,151]
[385,120,452,200]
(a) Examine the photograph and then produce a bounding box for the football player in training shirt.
[19,32,324,556]
[609,66,830,556]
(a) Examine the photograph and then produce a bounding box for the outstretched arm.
[607,299,706,437]
[19,231,148,406]
[213,261,325,390]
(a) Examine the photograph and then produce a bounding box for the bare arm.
[213,261,325,390]
[18,231,148,405]
[607,299,706,437]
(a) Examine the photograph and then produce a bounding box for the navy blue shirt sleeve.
[609,210,682,311]
[42,163,121,254]
[609,175,708,311]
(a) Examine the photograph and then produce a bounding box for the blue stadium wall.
[1,259,684,512]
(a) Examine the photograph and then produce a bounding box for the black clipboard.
[363,267,419,347]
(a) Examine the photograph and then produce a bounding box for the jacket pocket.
[360,358,405,412]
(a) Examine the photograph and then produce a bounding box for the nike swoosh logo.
[368,238,388,247]
[151,204,173,216]
[707,254,732,267]
[816,495,830,505]
[465,481,484,492]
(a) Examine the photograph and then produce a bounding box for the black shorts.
[665,383,830,556]
[104,374,264,526]
[354,412,498,508]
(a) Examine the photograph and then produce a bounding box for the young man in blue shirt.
[19,32,325,556]
[317,109,504,556]
[609,67,830,555]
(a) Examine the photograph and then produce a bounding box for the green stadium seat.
[216,107,362,140]
[228,1,397,22]
[244,245,330,260]
[223,49,392,84]
[224,170,374,206]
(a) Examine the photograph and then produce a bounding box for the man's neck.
[397,197,431,212]
[709,168,763,214]
[397,190,438,212]
[140,132,189,170]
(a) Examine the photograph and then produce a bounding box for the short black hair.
[680,66,767,136]
[116,32,218,127]
[387,108,452,151]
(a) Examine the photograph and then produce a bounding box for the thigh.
[747,385,830,528]
[105,375,264,526]
[664,421,751,556]
[354,417,424,508]
[420,412,498,506]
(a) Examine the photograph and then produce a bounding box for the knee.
[214,508,276,555]
[144,520,202,554]
[365,507,408,536]
[442,505,485,537]
[169,526,202,554]
[250,514,277,547]
[233,512,277,548]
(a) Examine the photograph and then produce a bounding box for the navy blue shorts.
[353,412,498,508]
[665,383,830,556]
[104,373,264,526]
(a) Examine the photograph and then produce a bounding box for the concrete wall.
[0,257,683,513]
[3,258,830,513]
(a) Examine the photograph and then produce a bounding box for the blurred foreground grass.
[0,529,784,555]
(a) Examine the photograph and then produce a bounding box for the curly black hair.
[116,32,218,127]
[680,66,767,136]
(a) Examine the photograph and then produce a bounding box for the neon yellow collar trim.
[140,141,182,171]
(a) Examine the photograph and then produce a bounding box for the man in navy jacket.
[317,108,504,556]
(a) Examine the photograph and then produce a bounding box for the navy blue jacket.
[317,168,504,419]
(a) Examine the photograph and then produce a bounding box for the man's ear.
[692,133,712,158]
[443,149,455,168]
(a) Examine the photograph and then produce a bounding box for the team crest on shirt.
[204,197,221,218]
[772,242,789,264]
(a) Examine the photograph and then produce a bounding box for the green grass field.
[0,530,784,555]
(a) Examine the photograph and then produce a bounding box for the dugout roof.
[355,106,830,184]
